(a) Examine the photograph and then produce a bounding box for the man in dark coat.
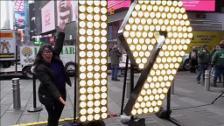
[196,45,210,84]
[211,42,224,87]
[110,43,122,81]
[189,46,198,73]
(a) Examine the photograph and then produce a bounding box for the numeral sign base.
[121,115,145,126]
[156,107,172,119]
[69,120,105,126]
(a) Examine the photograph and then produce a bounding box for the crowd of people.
[189,41,224,86]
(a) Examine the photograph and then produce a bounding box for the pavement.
[1,71,224,126]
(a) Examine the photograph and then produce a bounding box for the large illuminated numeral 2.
[77,0,108,122]
[118,0,193,115]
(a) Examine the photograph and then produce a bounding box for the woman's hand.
[59,96,66,105]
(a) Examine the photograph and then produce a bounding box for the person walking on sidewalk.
[110,43,122,81]
[189,46,198,73]
[211,45,222,83]
[33,26,71,126]
[211,41,224,87]
[196,45,210,84]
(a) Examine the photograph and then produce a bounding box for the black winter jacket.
[35,32,71,101]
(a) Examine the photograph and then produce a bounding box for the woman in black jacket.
[33,31,71,126]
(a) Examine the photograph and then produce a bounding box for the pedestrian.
[210,45,222,82]
[109,43,122,81]
[33,26,71,126]
[211,41,224,87]
[211,45,221,57]
[189,46,198,73]
[196,45,210,84]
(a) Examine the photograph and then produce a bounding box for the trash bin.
[12,78,21,110]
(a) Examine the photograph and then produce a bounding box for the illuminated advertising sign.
[14,0,26,29]
[56,0,78,26]
[15,0,25,12]
[108,0,131,12]
[41,1,56,33]
[15,12,25,29]
[182,0,215,12]
[107,0,216,13]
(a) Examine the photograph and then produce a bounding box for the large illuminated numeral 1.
[77,0,108,122]
[118,0,193,115]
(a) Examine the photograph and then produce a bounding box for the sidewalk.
[170,72,224,126]
[1,71,224,126]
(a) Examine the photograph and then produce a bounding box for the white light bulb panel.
[77,0,108,122]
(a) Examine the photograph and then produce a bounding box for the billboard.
[186,31,224,52]
[41,1,56,33]
[15,12,26,29]
[182,0,215,12]
[107,0,216,12]
[108,0,131,12]
[14,0,25,12]
[56,0,77,26]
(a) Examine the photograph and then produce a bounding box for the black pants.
[45,99,64,126]
[190,59,197,73]
[40,93,65,126]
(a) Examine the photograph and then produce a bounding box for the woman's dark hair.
[33,44,54,66]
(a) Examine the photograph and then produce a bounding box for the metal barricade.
[12,78,21,110]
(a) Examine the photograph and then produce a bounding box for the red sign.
[182,0,215,12]
[108,0,131,12]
